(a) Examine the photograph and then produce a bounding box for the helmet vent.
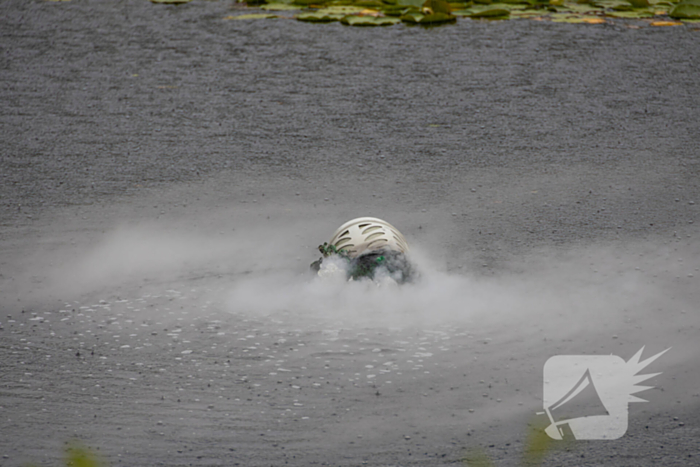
[327,217,409,259]
[365,232,384,241]
[335,238,352,248]
[367,239,388,249]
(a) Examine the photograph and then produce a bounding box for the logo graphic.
[541,347,669,440]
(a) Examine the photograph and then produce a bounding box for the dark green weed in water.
[221,0,698,26]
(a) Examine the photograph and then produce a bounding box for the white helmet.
[328,217,409,259]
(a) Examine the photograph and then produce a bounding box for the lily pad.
[296,12,345,20]
[386,5,414,14]
[551,13,593,20]
[316,5,367,13]
[557,2,605,11]
[260,3,303,10]
[469,7,511,15]
[422,0,453,13]
[669,2,700,17]
[490,2,528,8]
[225,13,278,19]
[355,0,387,7]
[593,0,632,8]
[555,14,606,21]
[397,0,427,6]
[510,9,547,15]
[448,2,473,8]
[400,11,458,21]
[627,0,650,7]
[606,8,654,14]
[341,14,402,24]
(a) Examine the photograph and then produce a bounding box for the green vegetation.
[669,0,700,18]
[318,241,350,258]
[463,448,498,467]
[463,419,573,467]
[25,442,104,467]
[521,419,557,466]
[64,443,103,467]
[222,0,697,25]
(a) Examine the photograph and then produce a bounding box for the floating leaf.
[225,13,278,19]
[555,14,606,21]
[650,19,683,23]
[341,14,402,24]
[627,0,649,7]
[422,0,453,13]
[669,2,700,17]
[400,10,458,21]
[296,12,345,20]
[260,3,302,9]
[400,11,426,20]
[317,5,367,13]
[606,8,654,14]
[397,0,427,6]
[355,0,386,7]
[558,2,605,11]
[511,9,547,15]
[490,2,529,8]
[384,5,414,14]
[469,7,511,15]
[612,2,635,9]
[593,0,631,8]
[551,13,594,20]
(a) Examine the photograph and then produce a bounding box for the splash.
[624,346,671,403]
